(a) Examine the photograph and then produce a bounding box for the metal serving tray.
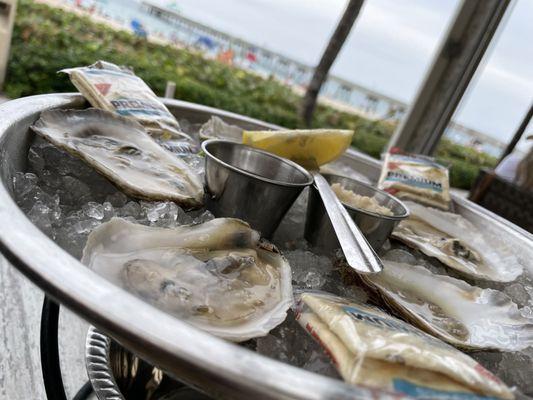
[0,94,531,400]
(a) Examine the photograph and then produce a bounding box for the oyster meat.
[364,259,533,351]
[82,217,293,341]
[31,109,204,208]
[392,201,522,282]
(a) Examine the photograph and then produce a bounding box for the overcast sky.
[155,0,532,148]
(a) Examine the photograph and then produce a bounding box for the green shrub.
[437,157,482,191]
[436,139,497,168]
[5,0,492,190]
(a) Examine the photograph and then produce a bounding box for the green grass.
[5,0,497,189]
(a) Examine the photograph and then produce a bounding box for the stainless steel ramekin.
[202,139,313,238]
[305,173,409,252]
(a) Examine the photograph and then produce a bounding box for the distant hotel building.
[141,1,505,157]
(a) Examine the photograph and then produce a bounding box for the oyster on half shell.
[392,201,522,282]
[81,217,293,341]
[364,259,533,351]
[31,109,204,208]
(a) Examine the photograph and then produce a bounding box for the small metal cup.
[305,173,409,252]
[202,139,313,238]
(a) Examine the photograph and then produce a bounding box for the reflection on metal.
[0,0,17,90]
[388,0,512,155]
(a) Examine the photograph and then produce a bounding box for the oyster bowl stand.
[1,94,532,400]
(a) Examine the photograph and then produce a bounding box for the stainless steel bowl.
[202,139,313,238]
[2,95,532,400]
[305,173,409,252]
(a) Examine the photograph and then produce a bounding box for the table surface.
[0,254,96,399]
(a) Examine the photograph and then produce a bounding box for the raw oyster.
[31,109,204,208]
[364,259,533,351]
[82,217,293,341]
[392,201,522,282]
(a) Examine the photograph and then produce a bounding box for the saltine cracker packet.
[61,61,195,154]
[294,292,513,399]
[378,149,451,210]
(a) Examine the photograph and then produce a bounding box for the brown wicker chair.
[469,169,533,233]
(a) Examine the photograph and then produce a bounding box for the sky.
[151,0,532,150]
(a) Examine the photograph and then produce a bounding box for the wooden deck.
[0,254,95,399]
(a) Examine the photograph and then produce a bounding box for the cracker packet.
[378,149,451,210]
[294,292,513,399]
[61,61,195,154]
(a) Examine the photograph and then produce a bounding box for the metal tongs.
[311,171,383,274]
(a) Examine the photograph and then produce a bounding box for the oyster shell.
[364,259,533,351]
[31,109,204,208]
[199,116,243,141]
[392,201,522,282]
[82,217,293,341]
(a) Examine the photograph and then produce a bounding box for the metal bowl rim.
[202,139,314,188]
[318,172,410,220]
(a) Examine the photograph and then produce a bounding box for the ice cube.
[27,201,54,237]
[58,176,92,206]
[83,202,105,220]
[144,202,169,223]
[27,147,45,174]
[192,210,214,225]
[102,202,115,221]
[12,172,39,204]
[118,201,142,219]
[13,172,59,213]
[285,250,333,290]
[181,154,205,178]
[256,311,341,380]
[156,202,179,227]
[176,207,194,225]
[55,231,86,258]
[74,219,101,235]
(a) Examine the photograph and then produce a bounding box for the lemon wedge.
[242,129,354,169]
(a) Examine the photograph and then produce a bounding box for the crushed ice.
[12,136,211,258]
